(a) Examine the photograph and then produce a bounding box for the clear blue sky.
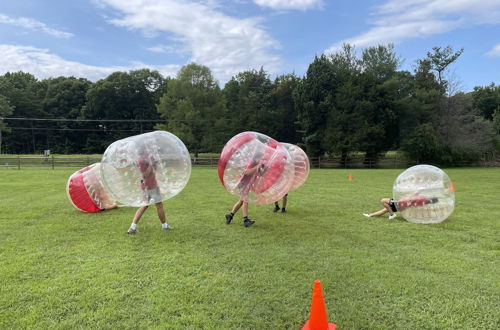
[1,0,499,91]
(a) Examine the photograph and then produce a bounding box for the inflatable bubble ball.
[393,164,455,224]
[218,131,295,204]
[281,143,310,191]
[67,163,117,212]
[101,131,191,207]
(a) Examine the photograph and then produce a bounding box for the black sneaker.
[243,218,255,227]
[281,208,287,213]
[225,213,233,224]
[273,205,280,212]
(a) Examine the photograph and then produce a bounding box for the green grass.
[0,168,499,329]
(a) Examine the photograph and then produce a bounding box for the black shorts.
[389,199,398,212]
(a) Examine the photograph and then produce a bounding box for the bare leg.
[132,206,148,225]
[231,200,244,214]
[242,201,248,217]
[369,198,394,217]
[155,202,166,224]
[282,195,288,209]
[369,208,389,217]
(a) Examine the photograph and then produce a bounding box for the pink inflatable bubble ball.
[66,163,117,213]
[281,143,310,191]
[218,132,295,204]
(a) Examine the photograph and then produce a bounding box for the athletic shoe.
[388,214,397,220]
[225,213,233,224]
[243,218,255,227]
[281,208,287,213]
[363,213,371,217]
[162,224,172,230]
[127,228,138,234]
[273,205,280,212]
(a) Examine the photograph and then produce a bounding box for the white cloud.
[253,0,323,11]
[486,44,500,57]
[95,0,282,82]
[326,0,500,53]
[0,44,180,81]
[0,13,73,38]
[146,43,189,57]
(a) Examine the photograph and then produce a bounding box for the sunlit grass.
[0,167,498,329]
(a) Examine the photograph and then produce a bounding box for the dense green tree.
[294,54,337,156]
[357,44,402,161]
[40,76,92,153]
[82,69,166,152]
[493,109,500,135]
[0,72,45,153]
[156,63,227,156]
[296,44,402,164]
[223,68,275,139]
[0,95,14,154]
[400,59,444,163]
[272,74,301,144]
[438,92,495,162]
[471,83,500,120]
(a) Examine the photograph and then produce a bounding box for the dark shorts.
[389,199,398,212]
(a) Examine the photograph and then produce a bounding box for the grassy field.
[0,167,499,329]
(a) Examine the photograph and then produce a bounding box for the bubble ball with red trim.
[393,165,455,224]
[218,132,295,204]
[100,131,191,207]
[66,163,117,213]
[281,143,310,191]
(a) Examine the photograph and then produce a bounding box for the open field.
[0,167,499,329]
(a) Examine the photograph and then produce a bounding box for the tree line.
[0,44,499,165]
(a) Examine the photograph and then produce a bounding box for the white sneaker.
[162,224,172,230]
[127,227,138,234]
[363,213,371,217]
[388,214,397,220]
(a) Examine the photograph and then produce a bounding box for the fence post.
[210,157,213,166]
[318,156,321,169]
[52,154,55,169]
[18,155,20,170]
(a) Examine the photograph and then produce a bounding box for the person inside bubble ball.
[225,151,266,227]
[273,193,288,213]
[363,191,438,219]
[127,146,171,234]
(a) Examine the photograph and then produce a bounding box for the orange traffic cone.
[449,181,456,192]
[302,280,337,330]
[347,173,352,181]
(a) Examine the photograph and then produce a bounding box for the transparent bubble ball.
[281,143,310,191]
[218,132,294,204]
[67,163,117,212]
[101,131,191,207]
[393,165,455,224]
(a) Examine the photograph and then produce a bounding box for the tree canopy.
[0,44,498,165]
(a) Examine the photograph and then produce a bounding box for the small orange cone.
[302,280,337,330]
[347,173,352,181]
[449,181,456,192]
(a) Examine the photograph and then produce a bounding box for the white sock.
[130,223,137,230]
[162,223,169,229]
[363,213,371,217]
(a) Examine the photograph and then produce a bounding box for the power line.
[3,117,161,123]
[8,127,151,132]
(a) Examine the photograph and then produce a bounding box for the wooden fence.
[1,154,498,169]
